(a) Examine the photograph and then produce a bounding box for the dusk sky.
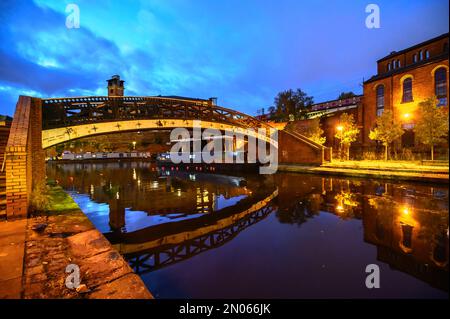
[0,0,448,116]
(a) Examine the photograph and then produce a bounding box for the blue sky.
[0,0,448,116]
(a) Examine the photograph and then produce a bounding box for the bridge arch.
[5,95,328,218]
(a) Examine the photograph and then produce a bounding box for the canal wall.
[278,164,449,184]
[20,186,152,299]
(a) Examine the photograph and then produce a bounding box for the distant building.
[363,33,449,150]
[107,75,125,96]
[289,96,364,153]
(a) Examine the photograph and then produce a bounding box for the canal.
[47,161,449,298]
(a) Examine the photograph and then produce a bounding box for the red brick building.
[362,33,449,155]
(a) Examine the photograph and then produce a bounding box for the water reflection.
[47,162,449,297]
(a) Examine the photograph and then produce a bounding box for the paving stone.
[88,273,153,299]
[67,229,112,259]
[80,250,132,288]
[0,242,24,281]
[0,277,22,299]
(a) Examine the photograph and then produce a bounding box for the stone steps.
[0,123,11,219]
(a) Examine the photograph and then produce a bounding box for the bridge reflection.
[117,196,276,274]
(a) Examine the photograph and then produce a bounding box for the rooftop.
[377,32,448,63]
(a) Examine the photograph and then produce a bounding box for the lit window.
[435,67,448,106]
[402,78,413,103]
[376,85,384,116]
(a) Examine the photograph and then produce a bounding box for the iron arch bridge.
[4,95,327,219]
[41,96,278,149]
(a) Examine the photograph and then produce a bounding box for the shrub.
[363,151,378,161]
[401,148,415,161]
[30,181,49,213]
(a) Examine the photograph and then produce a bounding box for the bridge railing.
[41,96,274,133]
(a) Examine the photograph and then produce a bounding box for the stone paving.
[0,186,152,299]
[0,218,27,299]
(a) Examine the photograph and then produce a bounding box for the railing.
[41,96,274,132]
[126,204,275,274]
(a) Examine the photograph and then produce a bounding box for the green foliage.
[369,110,404,160]
[298,118,326,145]
[30,181,49,213]
[55,143,66,155]
[335,113,360,160]
[269,89,314,121]
[414,97,449,160]
[338,92,357,100]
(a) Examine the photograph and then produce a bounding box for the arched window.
[387,62,391,71]
[402,78,413,103]
[435,67,448,106]
[397,60,401,68]
[425,50,430,59]
[413,54,417,63]
[419,50,423,60]
[376,85,385,116]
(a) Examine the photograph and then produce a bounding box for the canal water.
[47,161,449,298]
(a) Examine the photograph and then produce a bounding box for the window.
[435,67,447,106]
[387,62,391,71]
[402,78,413,103]
[413,54,417,63]
[376,85,384,116]
[419,50,423,60]
[397,60,401,68]
[425,50,430,59]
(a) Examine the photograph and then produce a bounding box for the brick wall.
[363,59,449,148]
[5,96,44,219]
[377,35,448,74]
[278,130,325,165]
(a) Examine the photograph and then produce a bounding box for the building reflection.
[274,173,449,292]
[47,161,270,231]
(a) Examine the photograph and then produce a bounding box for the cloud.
[0,0,448,116]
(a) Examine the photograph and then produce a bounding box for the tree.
[338,92,357,100]
[335,113,360,160]
[369,110,404,161]
[414,97,449,160]
[271,89,314,121]
[297,118,326,145]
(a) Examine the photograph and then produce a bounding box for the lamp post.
[336,125,343,161]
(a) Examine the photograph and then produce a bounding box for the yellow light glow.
[336,205,344,212]
[403,113,410,119]
[402,206,410,215]
[336,125,343,131]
